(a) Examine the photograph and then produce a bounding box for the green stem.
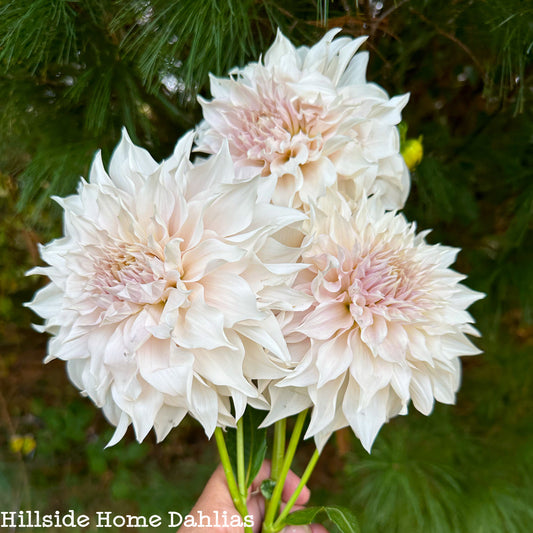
[236,417,247,499]
[263,410,308,532]
[214,427,252,532]
[273,448,321,530]
[271,418,286,482]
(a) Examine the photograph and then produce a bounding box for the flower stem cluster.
[214,410,319,533]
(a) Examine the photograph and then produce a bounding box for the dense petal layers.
[196,28,410,210]
[265,192,484,452]
[27,29,483,458]
[27,129,307,444]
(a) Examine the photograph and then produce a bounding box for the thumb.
[283,525,329,533]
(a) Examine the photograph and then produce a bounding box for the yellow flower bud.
[21,435,37,455]
[9,435,24,454]
[10,434,36,456]
[402,136,424,170]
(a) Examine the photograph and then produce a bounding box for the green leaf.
[285,506,360,533]
[260,479,276,500]
[324,506,360,533]
[225,407,267,488]
[284,506,323,525]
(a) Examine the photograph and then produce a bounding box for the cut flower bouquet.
[27,28,483,532]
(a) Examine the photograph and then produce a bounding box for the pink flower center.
[347,243,432,324]
[89,242,172,307]
[303,238,435,333]
[223,83,339,175]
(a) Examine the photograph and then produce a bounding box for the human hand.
[178,461,329,533]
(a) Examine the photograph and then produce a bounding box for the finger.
[247,490,266,520]
[281,524,330,533]
[193,465,235,509]
[250,467,311,506]
[311,524,330,533]
[248,461,273,527]
[250,460,272,491]
[283,526,329,533]
[249,461,312,505]
[281,468,311,505]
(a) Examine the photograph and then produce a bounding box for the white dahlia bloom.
[196,28,410,210]
[262,192,484,452]
[26,129,308,445]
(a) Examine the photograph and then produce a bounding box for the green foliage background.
[0,1,531,531]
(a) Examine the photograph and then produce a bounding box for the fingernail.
[283,526,311,533]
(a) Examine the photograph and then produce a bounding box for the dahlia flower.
[26,129,308,445]
[196,28,410,210]
[263,192,484,452]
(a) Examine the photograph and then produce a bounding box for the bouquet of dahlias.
[27,29,483,533]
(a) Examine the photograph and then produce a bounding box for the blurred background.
[0,1,532,531]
